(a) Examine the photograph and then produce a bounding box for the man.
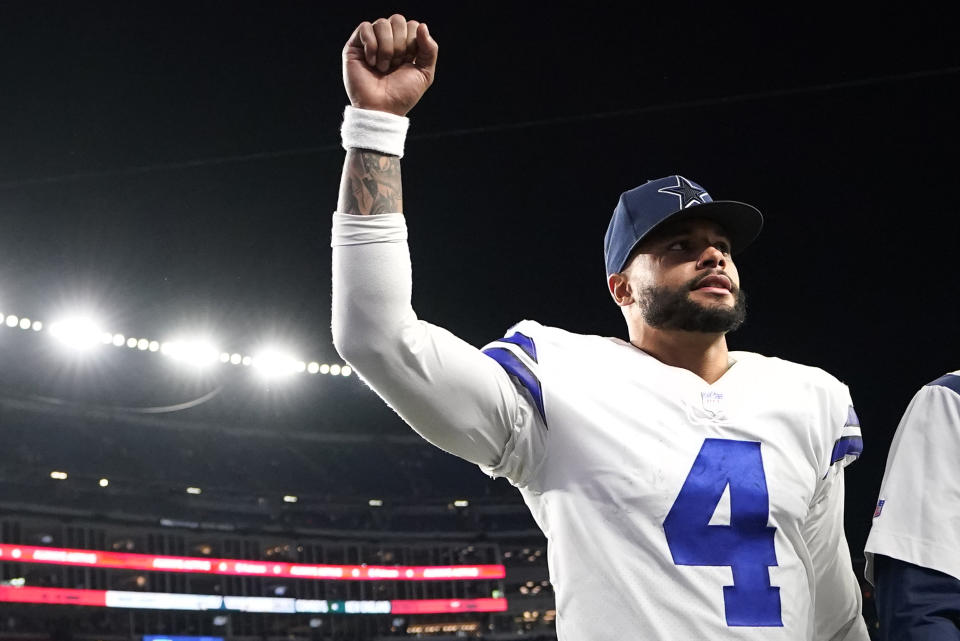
[331,14,869,639]
[864,371,960,640]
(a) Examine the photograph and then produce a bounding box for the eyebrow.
[655,226,731,242]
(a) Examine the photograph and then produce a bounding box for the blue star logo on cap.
[657,176,708,209]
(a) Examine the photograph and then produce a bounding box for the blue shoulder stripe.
[845,405,860,427]
[498,332,538,362]
[830,435,864,465]
[482,347,546,424]
[927,374,960,396]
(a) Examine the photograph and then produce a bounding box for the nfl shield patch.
[873,499,885,518]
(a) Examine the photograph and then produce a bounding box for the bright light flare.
[48,318,104,351]
[252,349,301,378]
[162,339,221,368]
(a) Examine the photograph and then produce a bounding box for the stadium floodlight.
[319,364,330,374]
[99,478,109,487]
[252,349,301,378]
[32,321,42,331]
[454,500,469,508]
[368,499,383,507]
[112,334,125,346]
[162,339,221,368]
[19,317,31,330]
[341,366,352,377]
[49,317,105,351]
[50,471,68,480]
[137,338,149,351]
[307,362,320,374]
[5,315,19,327]
[283,495,298,503]
[330,364,341,376]
[126,337,138,348]
[186,487,202,495]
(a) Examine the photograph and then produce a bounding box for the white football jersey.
[480,320,868,640]
[331,213,869,641]
[864,370,960,583]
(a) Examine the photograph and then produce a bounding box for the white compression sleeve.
[331,213,528,468]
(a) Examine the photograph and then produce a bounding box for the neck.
[629,325,731,384]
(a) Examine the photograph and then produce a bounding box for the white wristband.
[340,106,410,158]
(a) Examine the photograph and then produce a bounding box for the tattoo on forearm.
[338,150,402,215]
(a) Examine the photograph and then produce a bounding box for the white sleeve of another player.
[802,468,871,641]
[864,380,960,583]
[331,213,546,486]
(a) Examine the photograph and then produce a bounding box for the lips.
[693,274,732,291]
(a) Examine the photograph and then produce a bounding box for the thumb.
[413,23,438,77]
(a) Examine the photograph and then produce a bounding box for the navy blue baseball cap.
[604,175,764,275]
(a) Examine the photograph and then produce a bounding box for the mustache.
[688,270,737,292]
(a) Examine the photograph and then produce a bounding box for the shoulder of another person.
[923,370,960,397]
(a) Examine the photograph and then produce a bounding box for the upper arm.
[865,378,960,585]
[802,468,870,641]
[331,212,548,479]
[874,554,960,641]
[801,378,869,640]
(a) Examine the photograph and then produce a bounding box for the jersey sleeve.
[826,386,863,476]
[799,375,870,640]
[864,372,960,584]
[331,213,548,486]
[802,461,871,640]
[476,321,550,485]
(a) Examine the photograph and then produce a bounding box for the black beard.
[639,278,747,334]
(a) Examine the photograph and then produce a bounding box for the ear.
[608,272,635,307]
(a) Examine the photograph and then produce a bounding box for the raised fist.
[342,14,439,117]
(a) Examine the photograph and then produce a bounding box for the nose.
[696,245,726,270]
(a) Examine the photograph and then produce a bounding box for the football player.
[331,14,870,640]
[864,371,960,640]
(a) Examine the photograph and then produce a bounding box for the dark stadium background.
[0,2,957,639]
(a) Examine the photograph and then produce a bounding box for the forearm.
[337,148,403,215]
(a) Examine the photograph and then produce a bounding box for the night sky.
[1,2,958,554]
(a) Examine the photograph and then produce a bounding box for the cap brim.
[643,200,764,257]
